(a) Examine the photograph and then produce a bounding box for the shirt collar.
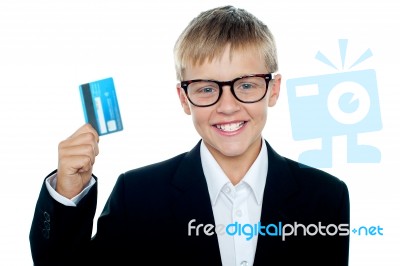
[200,139,268,206]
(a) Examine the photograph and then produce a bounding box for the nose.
[215,85,240,114]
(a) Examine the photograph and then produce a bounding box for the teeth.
[216,122,245,132]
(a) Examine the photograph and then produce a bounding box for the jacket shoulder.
[121,151,188,184]
[285,157,347,189]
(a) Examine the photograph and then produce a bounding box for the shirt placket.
[232,184,253,266]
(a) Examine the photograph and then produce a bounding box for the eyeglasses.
[180,73,275,107]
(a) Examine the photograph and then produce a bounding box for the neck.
[206,138,263,185]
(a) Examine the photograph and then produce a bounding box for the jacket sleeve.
[29,171,97,266]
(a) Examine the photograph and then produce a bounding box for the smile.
[214,121,246,132]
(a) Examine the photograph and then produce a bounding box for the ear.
[268,74,281,107]
[176,84,191,115]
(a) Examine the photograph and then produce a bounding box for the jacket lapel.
[170,140,222,264]
[253,140,299,264]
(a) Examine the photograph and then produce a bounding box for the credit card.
[79,77,123,136]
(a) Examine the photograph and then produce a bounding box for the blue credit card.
[79,77,123,136]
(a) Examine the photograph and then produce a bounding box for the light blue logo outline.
[286,39,382,168]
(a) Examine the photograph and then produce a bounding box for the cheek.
[248,103,268,122]
[256,110,267,126]
[191,108,211,128]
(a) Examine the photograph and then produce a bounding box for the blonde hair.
[174,5,278,81]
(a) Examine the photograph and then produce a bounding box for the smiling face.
[177,45,281,162]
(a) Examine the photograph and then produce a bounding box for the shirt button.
[224,187,231,194]
[236,209,243,217]
[240,261,248,266]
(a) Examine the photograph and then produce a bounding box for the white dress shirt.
[200,140,268,266]
[46,139,268,266]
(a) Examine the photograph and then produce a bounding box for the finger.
[58,154,94,176]
[68,123,99,143]
[60,131,99,156]
[59,144,97,166]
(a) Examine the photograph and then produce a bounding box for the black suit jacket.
[30,140,350,266]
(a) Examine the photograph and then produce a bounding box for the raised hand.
[56,124,99,199]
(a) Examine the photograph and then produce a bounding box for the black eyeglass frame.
[180,73,275,107]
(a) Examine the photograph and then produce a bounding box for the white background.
[1,0,399,265]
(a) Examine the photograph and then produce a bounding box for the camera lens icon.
[327,81,370,125]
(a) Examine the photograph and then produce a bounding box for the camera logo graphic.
[286,39,382,168]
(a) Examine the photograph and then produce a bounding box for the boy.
[30,5,350,266]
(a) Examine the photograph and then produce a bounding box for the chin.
[217,144,248,158]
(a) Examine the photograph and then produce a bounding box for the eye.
[199,87,215,93]
[240,83,254,90]
[236,82,256,91]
